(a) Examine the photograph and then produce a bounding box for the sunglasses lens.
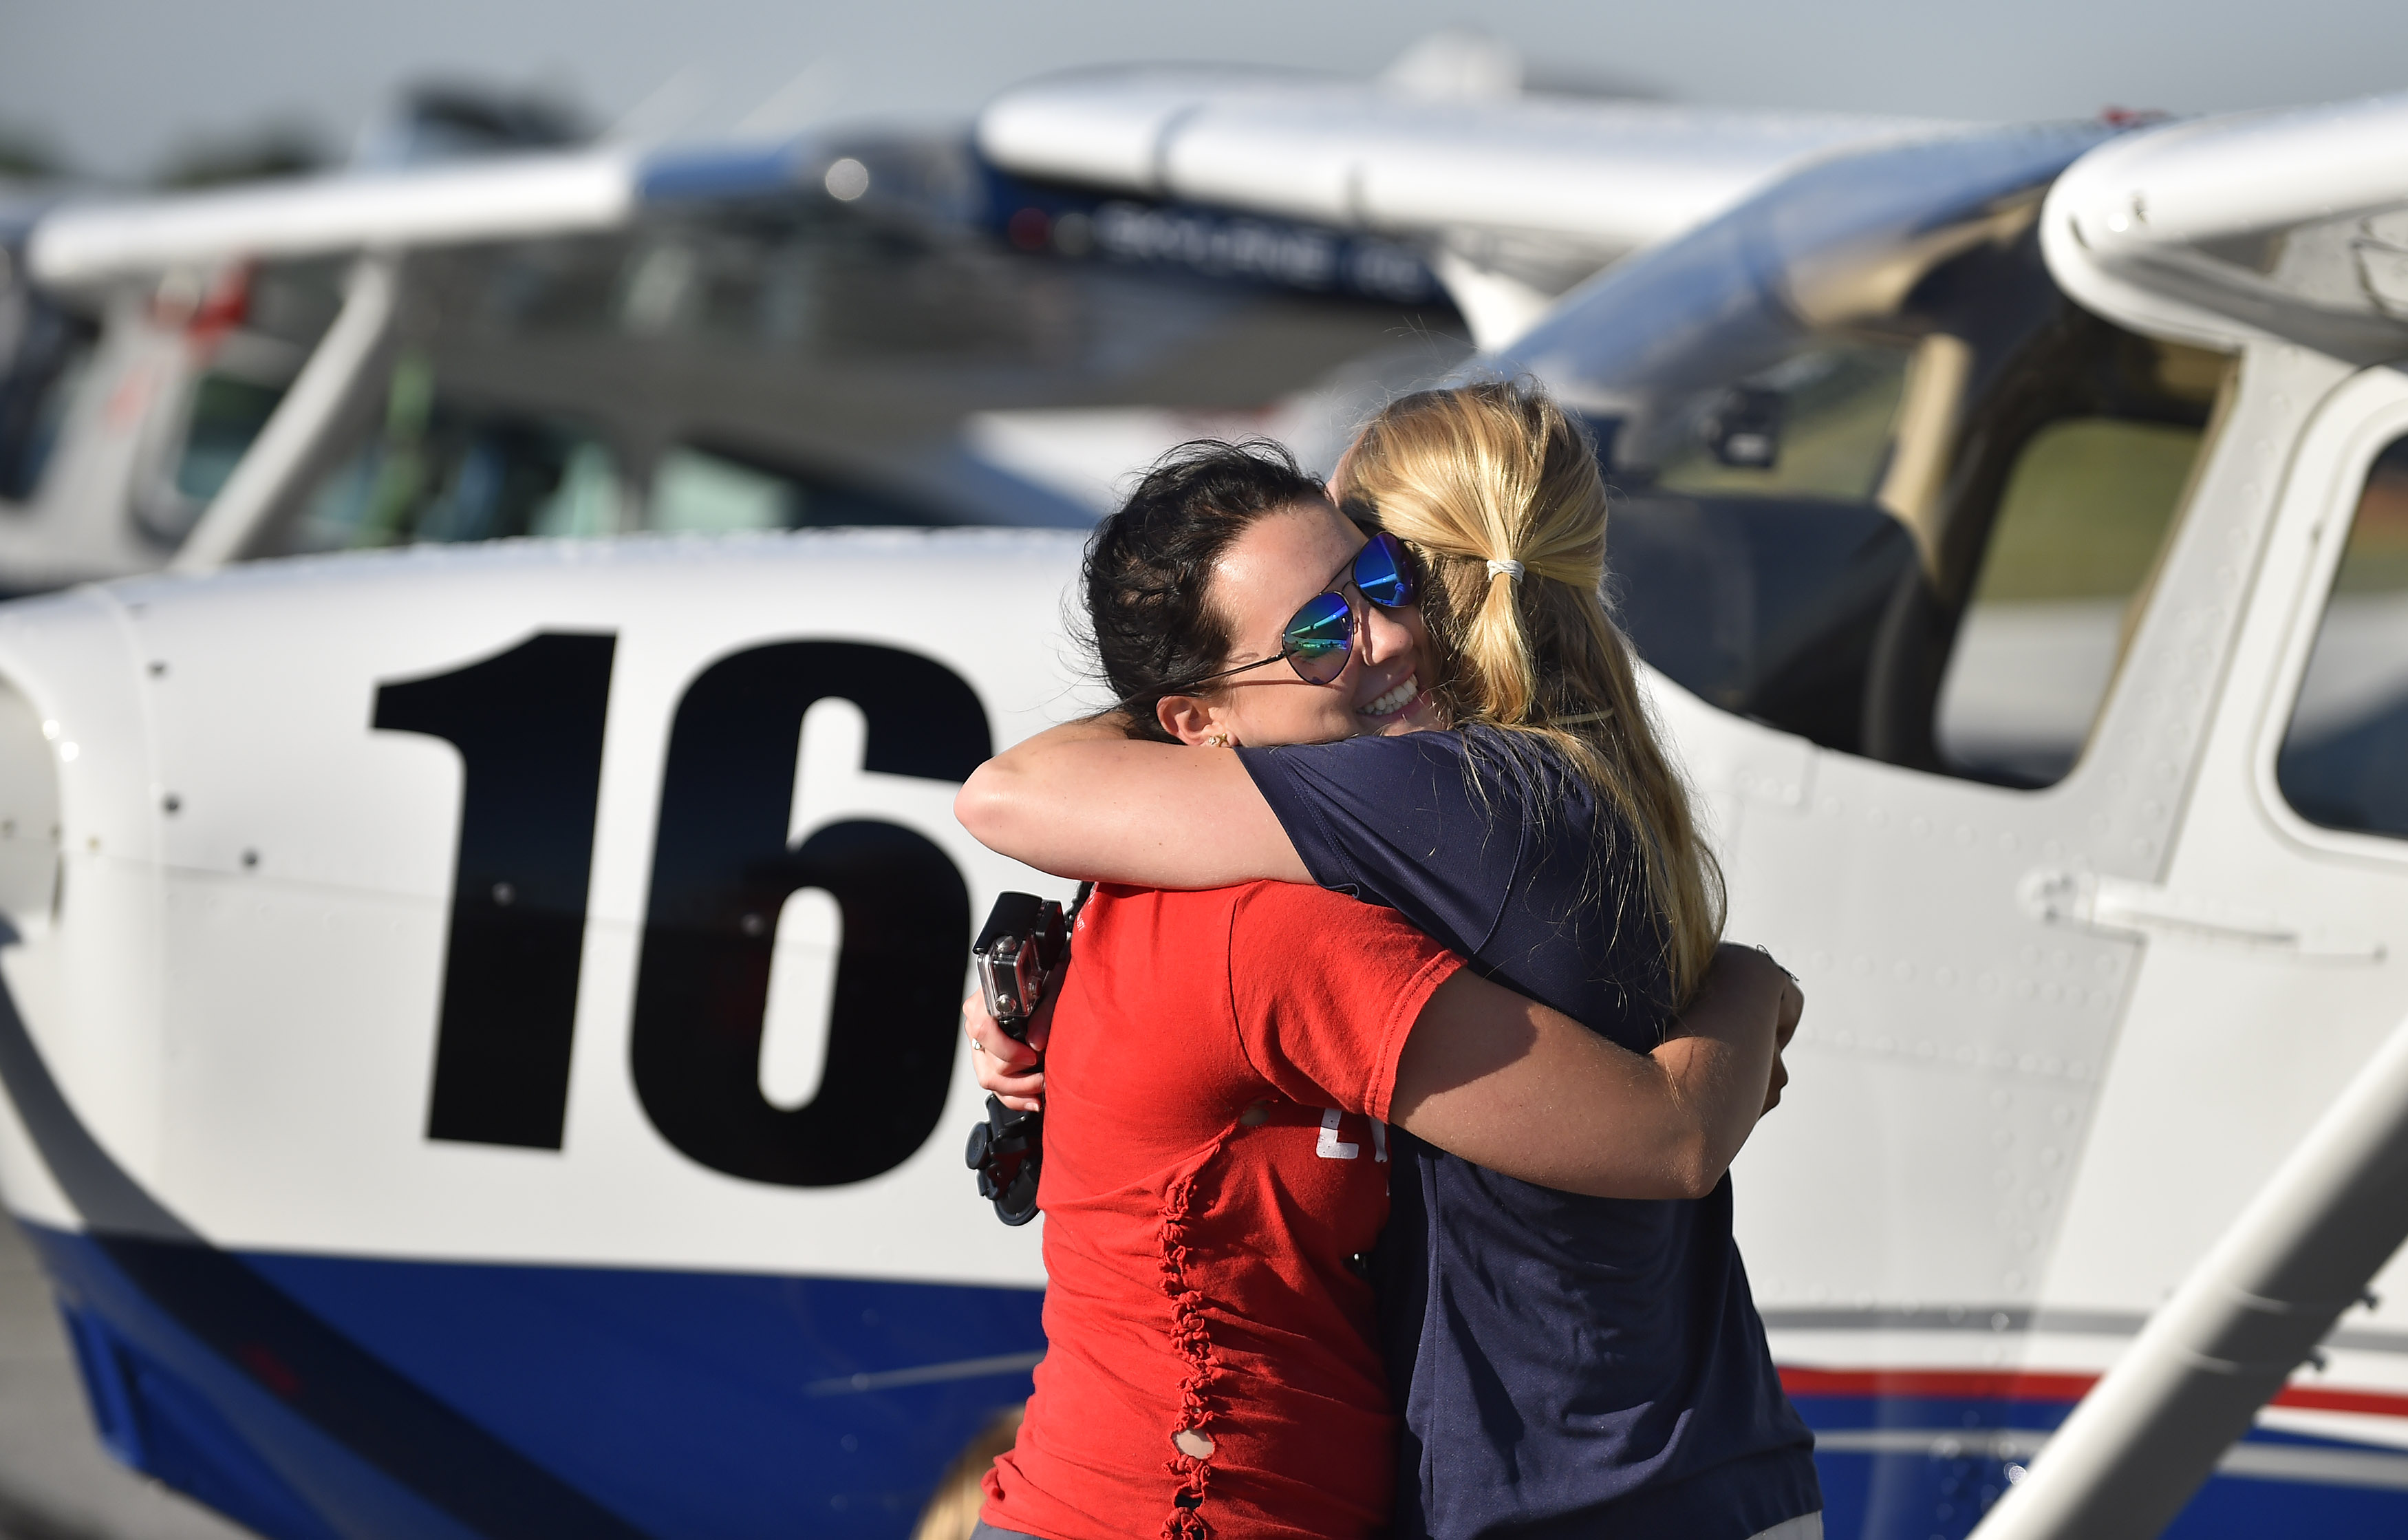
[1284,592,1355,684]
[1355,533,1416,608]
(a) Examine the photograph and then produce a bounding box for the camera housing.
[972,890,1069,1040]
[965,888,1081,1223]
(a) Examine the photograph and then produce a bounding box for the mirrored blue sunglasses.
[1179,532,1418,691]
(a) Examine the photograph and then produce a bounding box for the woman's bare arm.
[965,943,1800,1195]
[954,716,1309,886]
[1389,944,1796,1200]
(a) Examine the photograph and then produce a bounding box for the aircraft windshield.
[1499,126,2233,787]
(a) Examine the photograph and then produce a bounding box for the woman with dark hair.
[958,436,1798,1540]
[960,385,1820,1540]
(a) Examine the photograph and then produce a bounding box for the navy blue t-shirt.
[1240,727,1818,1540]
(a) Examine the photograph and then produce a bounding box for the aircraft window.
[133,360,301,546]
[1604,333,2219,781]
[170,374,286,504]
[649,447,795,533]
[2276,434,2408,841]
[535,442,626,537]
[647,445,950,533]
[0,284,100,505]
[1651,347,1913,502]
[283,356,626,552]
[1935,417,2205,786]
[1509,129,2230,783]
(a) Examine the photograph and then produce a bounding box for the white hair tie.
[1486,558,1525,581]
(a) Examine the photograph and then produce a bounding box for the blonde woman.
[960,383,1818,1540]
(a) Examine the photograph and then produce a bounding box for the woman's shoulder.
[1243,726,1610,835]
[1244,725,1530,780]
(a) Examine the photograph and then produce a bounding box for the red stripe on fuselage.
[1778,1367,2408,1421]
[2271,1385,2408,1418]
[1778,1367,2094,1404]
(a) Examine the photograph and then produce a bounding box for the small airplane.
[0,35,2405,1540]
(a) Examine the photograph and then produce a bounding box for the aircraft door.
[1653,337,2250,1328]
[2041,362,2408,1419]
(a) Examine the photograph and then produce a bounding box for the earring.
[1204,734,1229,748]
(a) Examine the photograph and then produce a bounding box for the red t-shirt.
[982,881,1463,1540]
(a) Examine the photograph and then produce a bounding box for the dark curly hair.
[1083,439,1330,742]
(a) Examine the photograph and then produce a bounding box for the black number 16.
[372,632,989,1187]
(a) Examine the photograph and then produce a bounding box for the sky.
[4,0,2408,180]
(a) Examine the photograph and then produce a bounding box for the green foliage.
[2333,453,2408,595]
[0,125,65,181]
[155,124,327,189]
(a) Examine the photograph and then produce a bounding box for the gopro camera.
[965,888,1082,1225]
[972,891,1070,1040]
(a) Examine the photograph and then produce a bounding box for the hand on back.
[1679,942,1802,1117]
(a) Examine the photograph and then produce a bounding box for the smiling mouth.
[1362,674,1420,718]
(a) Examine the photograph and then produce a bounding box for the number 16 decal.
[377,634,989,1187]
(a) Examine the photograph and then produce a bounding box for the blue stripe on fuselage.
[240,1246,1046,1537]
[25,1221,1043,1540]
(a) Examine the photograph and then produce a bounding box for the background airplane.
[0,39,2402,1540]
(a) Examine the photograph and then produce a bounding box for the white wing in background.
[22,138,861,288]
[25,153,641,286]
[978,64,1966,345]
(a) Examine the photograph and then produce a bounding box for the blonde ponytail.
[1338,381,1726,1005]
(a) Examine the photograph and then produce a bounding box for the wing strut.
[1972,1005,2408,1540]
[173,254,397,572]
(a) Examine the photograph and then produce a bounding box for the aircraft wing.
[22,139,840,287]
[2042,90,2408,361]
[976,66,1966,257]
